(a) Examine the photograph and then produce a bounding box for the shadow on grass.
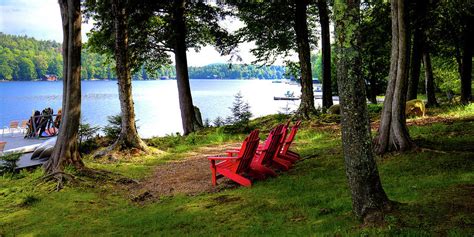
[387,184,474,235]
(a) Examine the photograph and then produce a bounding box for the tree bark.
[318,0,333,109]
[110,0,148,152]
[334,0,391,222]
[407,28,423,100]
[406,0,427,101]
[44,0,84,173]
[460,20,473,104]
[172,0,202,135]
[295,0,316,118]
[375,0,413,154]
[423,50,438,107]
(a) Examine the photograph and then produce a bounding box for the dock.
[273,96,300,101]
[0,133,50,169]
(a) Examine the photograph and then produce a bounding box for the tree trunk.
[423,50,438,107]
[460,20,473,104]
[406,0,427,101]
[407,29,423,100]
[109,0,148,152]
[44,0,84,173]
[375,0,413,154]
[334,0,391,223]
[172,0,202,135]
[295,0,316,118]
[318,0,333,109]
[368,65,378,104]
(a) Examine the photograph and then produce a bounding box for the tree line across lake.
[0,33,287,81]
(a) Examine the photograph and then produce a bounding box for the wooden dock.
[273,96,300,101]
[0,134,51,169]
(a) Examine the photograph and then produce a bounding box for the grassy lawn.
[0,104,473,236]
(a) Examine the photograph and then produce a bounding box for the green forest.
[0,33,287,81]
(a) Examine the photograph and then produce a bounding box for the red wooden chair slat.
[208,130,260,187]
[249,125,284,178]
[278,120,302,163]
[270,121,293,170]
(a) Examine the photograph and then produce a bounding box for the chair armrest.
[208,156,241,160]
[225,149,240,154]
[228,145,265,153]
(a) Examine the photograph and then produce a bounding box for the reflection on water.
[0,80,322,138]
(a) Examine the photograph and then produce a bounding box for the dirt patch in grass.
[130,143,243,200]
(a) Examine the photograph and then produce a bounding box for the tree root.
[299,154,319,161]
[362,200,401,227]
[40,171,78,191]
[418,147,474,154]
[294,108,318,120]
[93,137,151,158]
[93,138,150,159]
[38,167,138,191]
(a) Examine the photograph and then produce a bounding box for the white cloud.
[0,0,91,42]
[0,0,295,66]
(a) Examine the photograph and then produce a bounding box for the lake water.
[0,80,320,138]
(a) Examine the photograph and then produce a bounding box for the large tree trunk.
[406,29,423,100]
[334,0,391,223]
[460,20,473,104]
[44,0,84,173]
[172,0,202,135]
[375,0,413,154]
[110,0,148,152]
[318,0,333,109]
[295,0,316,118]
[406,0,427,101]
[423,50,438,107]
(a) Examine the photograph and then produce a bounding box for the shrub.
[147,133,183,150]
[227,91,252,125]
[367,103,383,114]
[78,122,101,154]
[103,114,122,140]
[0,153,21,175]
[203,118,211,127]
[213,116,225,127]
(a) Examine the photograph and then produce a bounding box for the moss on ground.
[0,104,473,236]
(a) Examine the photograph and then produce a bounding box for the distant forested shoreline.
[0,33,287,81]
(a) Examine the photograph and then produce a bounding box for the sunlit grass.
[0,107,473,236]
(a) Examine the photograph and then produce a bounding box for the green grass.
[0,107,473,236]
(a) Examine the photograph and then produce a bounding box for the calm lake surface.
[0,80,318,138]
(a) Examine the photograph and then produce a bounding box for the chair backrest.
[9,121,19,129]
[258,124,284,165]
[281,120,302,154]
[236,130,260,174]
[20,120,28,128]
[274,121,290,157]
[0,141,6,153]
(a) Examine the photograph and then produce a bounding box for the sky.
[0,0,299,66]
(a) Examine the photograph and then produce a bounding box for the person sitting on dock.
[25,110,41,138]
[54,109,62,129]
[38,108,54,137]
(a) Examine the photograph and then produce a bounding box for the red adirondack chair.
[208,130,260,187]
[270,121,293,171]
[278,120,302,163]
[249,125,284,178]
[226,122,293,171]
